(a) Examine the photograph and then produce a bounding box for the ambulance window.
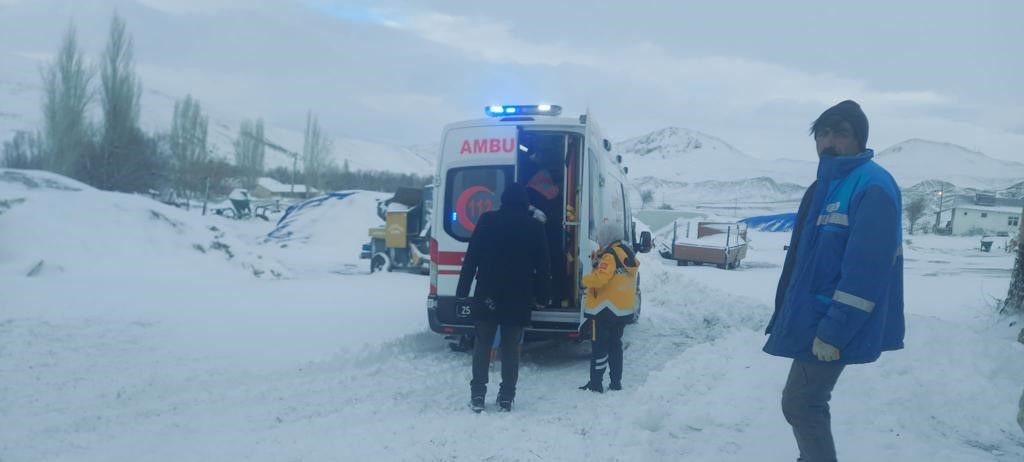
[444,166,513,241]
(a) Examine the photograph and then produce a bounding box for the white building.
[251,177,318,199]
[941,193,1023,235]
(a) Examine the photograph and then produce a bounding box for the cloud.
[390,12,604,68]
[393,10,953,119]
[135,0,275,15]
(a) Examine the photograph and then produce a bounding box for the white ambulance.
[426,104,652,345]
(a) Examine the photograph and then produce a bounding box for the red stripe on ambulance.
[436,251,466,266]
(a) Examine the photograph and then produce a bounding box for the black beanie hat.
[811,100,869,150]
[501,183,529,209]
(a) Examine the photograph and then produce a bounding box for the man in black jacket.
[457,183,551,412]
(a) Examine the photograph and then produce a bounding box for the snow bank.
[260,190,390,274]
[0,169,286,280]
[3,169,1022,461]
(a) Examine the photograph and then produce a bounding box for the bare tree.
[85,12,158,192]
[234,118,265,188]
[2,131,44,169]
[904,195,928,235]
[302,111,333,194]
[40,22,93,176]
[169,95,208,199]
[640,189,654,210]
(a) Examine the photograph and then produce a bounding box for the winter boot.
[578,381,604,393]
[470,396,485,413]
[609,381,622,391]
[497,395,513,412]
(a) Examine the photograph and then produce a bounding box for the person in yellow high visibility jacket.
[579,224,639,392]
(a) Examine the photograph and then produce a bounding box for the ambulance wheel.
[370,253,390,273]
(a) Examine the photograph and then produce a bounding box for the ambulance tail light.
[485,104,562,117]
[429,238,438,296]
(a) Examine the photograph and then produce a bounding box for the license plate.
[455,302,473,318]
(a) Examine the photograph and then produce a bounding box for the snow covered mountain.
[874,139,1024,190]
[617,127,1024,206]
[617,127,815,186]
[633,176,806,205]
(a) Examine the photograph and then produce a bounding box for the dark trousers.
[470,320,523,400]
[589,315,626,384]
[782,359,845,462]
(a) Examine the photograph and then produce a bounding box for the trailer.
[665,221,748,269]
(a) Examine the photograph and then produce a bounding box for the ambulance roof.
[442,116,586,132]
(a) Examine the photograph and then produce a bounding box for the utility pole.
[934,184,945,231]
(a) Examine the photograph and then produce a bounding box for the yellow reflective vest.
[583,243,639,317]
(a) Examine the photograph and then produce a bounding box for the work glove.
[529,205,547,223]
[812,337,840,362]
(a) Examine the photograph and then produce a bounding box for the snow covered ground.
[2,168,1023,461]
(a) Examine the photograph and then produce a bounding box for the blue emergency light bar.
[485,104,562,117]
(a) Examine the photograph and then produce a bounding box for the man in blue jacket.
[764,100,905,462]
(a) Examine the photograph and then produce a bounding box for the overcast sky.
[1,0,1022,162]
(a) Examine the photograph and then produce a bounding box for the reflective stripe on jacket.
[583,242,639,317]
[763,149,905,364]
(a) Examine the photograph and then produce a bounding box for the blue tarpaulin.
[740,213,797,232]
[266,192,357,242]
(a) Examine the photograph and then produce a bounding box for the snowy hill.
[904,178,959,195]
[618,128,1024,207]
[633,175,806,205]
[0,168,287,279]
[875,139,1024,190]
[617,127,815,186]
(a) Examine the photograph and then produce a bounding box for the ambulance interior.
[516,130,584,311]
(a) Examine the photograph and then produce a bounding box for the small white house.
[251,177,317,199]
[945,193,1022,235]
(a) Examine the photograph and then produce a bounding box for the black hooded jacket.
[456,184,551,325]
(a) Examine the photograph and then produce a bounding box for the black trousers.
[589,315,626,384]
[470,320,524,400]
[782,359,845,462]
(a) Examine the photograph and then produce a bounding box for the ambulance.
[426,104,652,345]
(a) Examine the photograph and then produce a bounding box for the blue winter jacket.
[764,149,905,364]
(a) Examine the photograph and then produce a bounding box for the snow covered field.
[2,169,1023,461]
